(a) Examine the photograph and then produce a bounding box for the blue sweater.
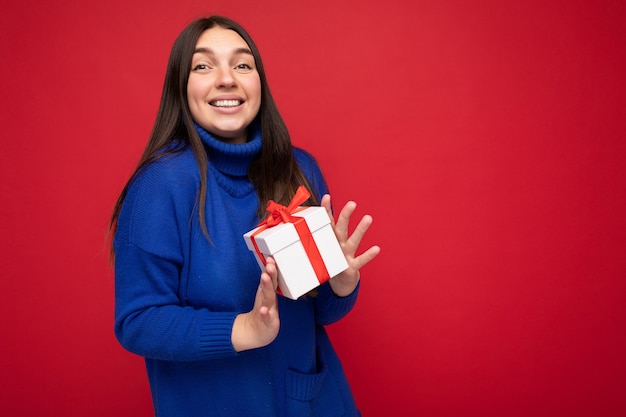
[114,124,361,417]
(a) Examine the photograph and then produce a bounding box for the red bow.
[260,185,311,227]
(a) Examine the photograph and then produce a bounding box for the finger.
[259,272,274,297]
[257,279,277,328]
[259,270,277,303]
[258,267,278,328]
[320,194,335,226]
[264,257,279,291]
[344,214,374,252]
[265,256,277,271]
[335,201,357,242]
[351,245,381,270]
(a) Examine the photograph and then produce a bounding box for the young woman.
[110,16,379,417]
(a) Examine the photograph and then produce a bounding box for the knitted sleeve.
[114,243,238,360]
[113,155,238,361]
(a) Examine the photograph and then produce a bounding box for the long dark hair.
[109,16,316,254]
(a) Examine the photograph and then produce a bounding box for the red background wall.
[2,0,625,415]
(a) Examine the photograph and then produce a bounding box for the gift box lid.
[246,206,330,255]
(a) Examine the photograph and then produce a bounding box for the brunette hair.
[109,16,316,252]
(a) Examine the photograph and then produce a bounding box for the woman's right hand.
[231,257,280,352]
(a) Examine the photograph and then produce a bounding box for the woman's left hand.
[321,194,381,297]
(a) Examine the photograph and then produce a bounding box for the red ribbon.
[250,185,331,288]
[261,185,312,227]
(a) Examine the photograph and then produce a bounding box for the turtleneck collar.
[194,121,263,177]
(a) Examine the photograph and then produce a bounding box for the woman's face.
[187,27,261,144]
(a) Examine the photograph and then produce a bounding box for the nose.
[215,66,236,88]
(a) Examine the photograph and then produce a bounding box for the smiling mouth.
[210,99,242,108]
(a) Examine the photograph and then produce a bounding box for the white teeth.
[211,99,241,107]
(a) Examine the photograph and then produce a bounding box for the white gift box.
[243,206,349,300]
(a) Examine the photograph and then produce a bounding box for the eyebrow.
[193,47,253,56]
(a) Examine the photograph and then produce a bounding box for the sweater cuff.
[198,311,239,359]
[314,280,360,325]
[320,279,360,302]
